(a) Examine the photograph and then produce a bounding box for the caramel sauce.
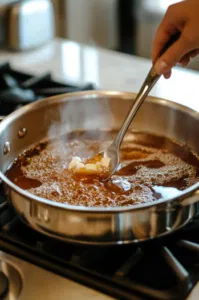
[6,131,199,207]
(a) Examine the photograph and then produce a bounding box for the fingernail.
[154,61,169,75]
[164,71,171,79]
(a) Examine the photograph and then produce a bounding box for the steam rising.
[46,97,114,159]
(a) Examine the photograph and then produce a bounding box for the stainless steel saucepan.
[0,91,199,245]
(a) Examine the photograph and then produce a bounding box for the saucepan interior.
[0,91,199,244]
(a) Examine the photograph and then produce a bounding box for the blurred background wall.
[53,0,199,71]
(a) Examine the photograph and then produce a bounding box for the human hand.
[152,0,199,79]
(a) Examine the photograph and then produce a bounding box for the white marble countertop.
[0,37,199,300]
[0,37,199,112]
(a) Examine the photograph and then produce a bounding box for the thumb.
[154,35,193,75]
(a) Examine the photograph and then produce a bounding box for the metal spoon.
[99,33,181,181]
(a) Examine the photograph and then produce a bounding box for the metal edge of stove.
[0,250,114,300]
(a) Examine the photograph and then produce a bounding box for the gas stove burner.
[0,271,8,299]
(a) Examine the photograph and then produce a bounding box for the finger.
[152,5,181,63]
[152,27,175,64]
[152,26,179,64]
[180,49,199,63]
[189,48,199,58]
[164,70,172,79]
[179,52,191,66]
[180,52,191,64]
[179,57,190,67]
[154,32,195,75]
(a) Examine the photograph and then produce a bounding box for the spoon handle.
[114,32,181,148]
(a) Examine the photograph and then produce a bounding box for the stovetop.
[0,63,199,300]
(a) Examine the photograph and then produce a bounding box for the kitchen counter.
[0,37,199,112]
[0,37,199,300]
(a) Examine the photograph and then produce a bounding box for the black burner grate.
[0,62,95,115]
[0,63,199,300]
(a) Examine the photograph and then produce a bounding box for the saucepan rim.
[0,90,199,213]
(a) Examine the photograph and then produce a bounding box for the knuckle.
[167,4,176,14]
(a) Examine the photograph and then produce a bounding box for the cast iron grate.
[0,62,95,115]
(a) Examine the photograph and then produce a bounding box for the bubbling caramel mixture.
[6,131,199,207]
